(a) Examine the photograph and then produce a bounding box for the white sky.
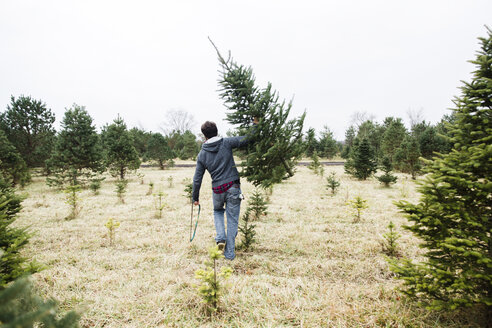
[1,1,490,139]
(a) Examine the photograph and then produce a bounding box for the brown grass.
[16,165,482,327]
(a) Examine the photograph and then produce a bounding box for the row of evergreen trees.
[0,101,200,187]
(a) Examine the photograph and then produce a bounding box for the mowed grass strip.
[16,164,480,327]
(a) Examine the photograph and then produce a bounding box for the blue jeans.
[212,183,242,260]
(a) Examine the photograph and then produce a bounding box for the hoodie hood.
[202,137,223,153]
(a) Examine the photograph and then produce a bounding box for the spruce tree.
[238,208,256,251]
[345,137,377,180]
[46,104,104,187]
[145,132,174,169]
[0,277,80,327]
[304,128,318,157]
[393,135,421,179]
[0,95,56,167]
[0,174,40,286]
[318,126,338,159]
[377,156,397,187]
[308,150,322,176]
[0,129,30,186]
[211,40,305,188]
[390,28,492,316]
[101,116,141,179]
[381,118,407,161]
[247,189,268,220]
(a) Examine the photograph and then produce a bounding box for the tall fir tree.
[46,104,104,187]
[0,129,30,186]
[0,95,56,167]
[381,118,407,161]
[390,28,492,318]
[211,40,305,188]
[101,115,141,179]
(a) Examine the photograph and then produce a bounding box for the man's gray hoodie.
[192,132,253,202]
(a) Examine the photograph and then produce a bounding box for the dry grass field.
[15,163,482,327]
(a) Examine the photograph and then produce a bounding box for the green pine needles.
[0,277,80,327]
[195,246,233,314]
[0,177,40,286]
[210,38,305,188]
[389,28,492,315]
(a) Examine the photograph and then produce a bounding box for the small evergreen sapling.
[195,245,233,314]
[348,196,368,223]
[64,184,81,220]
[153,191,166,218]
[325,172,340,195]
[238,209,256,251]
[105,218,120,246]
[89,177,104,195]
[308,151,323,176]
[247,189,268,220]
[115,179,128,203]
[147,181,154,195]
[377,156,397,187]
[184,181,193,201]
[381,221,401,257]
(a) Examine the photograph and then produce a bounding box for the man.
[192,118,258,260]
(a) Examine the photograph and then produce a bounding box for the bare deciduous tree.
[350,111,376,127]
[160,109,196,135]
[406,107,425,128]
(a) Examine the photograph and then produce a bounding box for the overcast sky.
[1,1,490,139]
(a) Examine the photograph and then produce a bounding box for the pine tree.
[247,189,268,220]
[46,104,104,187]
[145,132,174,169]
[304,128,318,157]
[308,150,322,176]
[211,40,306,188]
[393,135,421,179]
[381,118,407,161]
[377,156,397,187]
[341,126,356,159]
[0,129,30,186]
[390,28,492,316]
[318,126,338,159]
[0,95,56,167]
[238,208,256,251]
[345,137,377,180]
[0,277,80,327]
[101,115,141,179]
[0,174,40,287]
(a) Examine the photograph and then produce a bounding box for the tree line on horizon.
[0,93,455,188]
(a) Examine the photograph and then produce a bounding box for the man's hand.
[253,117,259,124]
[194,201,199,206]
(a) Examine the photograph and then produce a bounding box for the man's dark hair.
[201,121,218,139]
